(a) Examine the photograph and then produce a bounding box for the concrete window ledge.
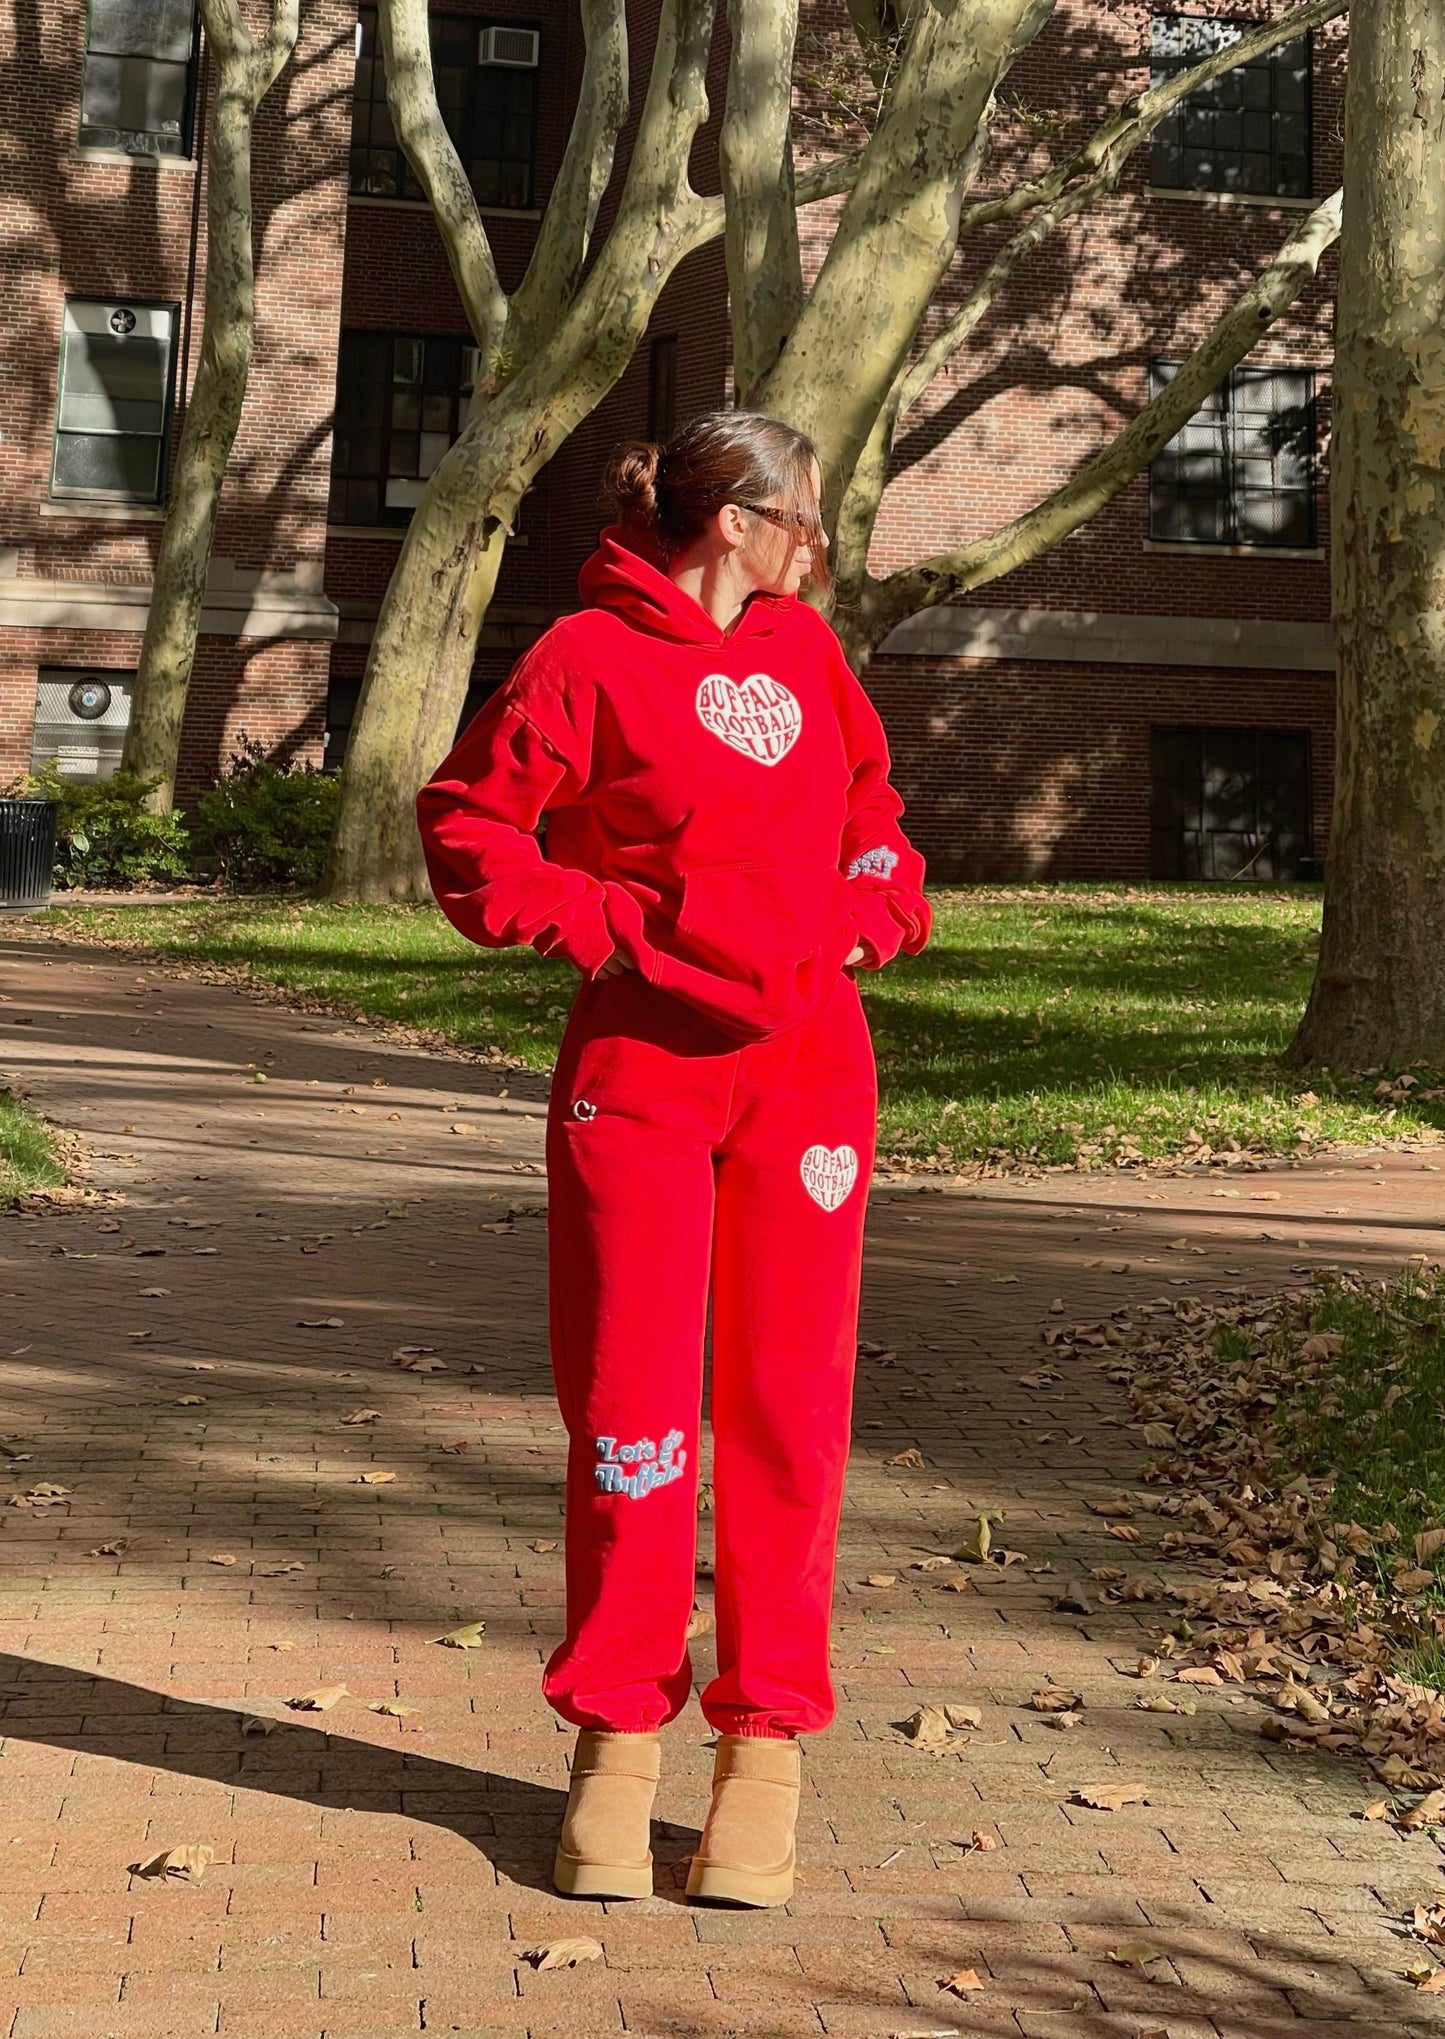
[70,150,199,173]
[878,602,1335,674]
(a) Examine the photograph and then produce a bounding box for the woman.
[416,411,930,1908]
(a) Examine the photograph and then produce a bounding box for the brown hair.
[603,410,829,591]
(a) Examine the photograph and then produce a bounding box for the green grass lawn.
[36,884,1445,1168]
[0,1091,66,1202]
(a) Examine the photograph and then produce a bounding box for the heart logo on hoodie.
[800,1143,859,1212]
[696,673,802,766]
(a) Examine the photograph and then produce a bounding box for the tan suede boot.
[685,1734,800,1907]
[552,1730,661,1899]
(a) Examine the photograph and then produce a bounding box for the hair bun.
[604,441,662,529]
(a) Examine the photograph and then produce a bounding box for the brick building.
[0,0,1342,882]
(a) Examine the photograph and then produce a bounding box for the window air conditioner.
[478,25,539,66]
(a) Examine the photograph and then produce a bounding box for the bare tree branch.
[511,0,630,339]
[759,0,1053,497]
[960,0,1346,238]
[377,0,508,354]
[722,0,804,407]
[853,188,1341,650]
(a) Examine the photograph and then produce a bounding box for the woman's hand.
[844,944,867,968]
[595,949,636,979]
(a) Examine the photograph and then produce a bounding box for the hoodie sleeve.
[415,645,616,976]
[831,646,932,970]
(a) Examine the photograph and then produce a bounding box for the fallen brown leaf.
[288,1684,349,1712]
[356,1470,397,1485]
[1070,1782,1151,1810]
[208,1554,237,1567]
[1028,1688,1083,1714]
[530,1539,558,1553]
[1400,1788,1445,1832]
[685,1605,713,1640]
[937,1968,984,1995]
[958,1829,997,1853]
[1135,1692,1196,1716]
[895,1702,980,1748]
[1410,1901,1445,1947]
[298,1317,344,1329]
[341,1408,381,1425]
[886,1447,925,1469]
[523,1936,604,1971]
[863,1573,897,1588]
[370,1701,418,1718]
[88,1539,128,1557]
[1106,1942,1164,1971]
[1415,1527,1445,1565]
[435,1621,486,1649]
[131,1843,214,1882]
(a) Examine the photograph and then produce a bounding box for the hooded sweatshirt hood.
[417,527,931,1042]
[577,524,792,646]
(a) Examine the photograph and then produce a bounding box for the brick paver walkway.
[3,929,1445,2039]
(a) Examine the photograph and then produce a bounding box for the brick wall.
[1,0,1347,881]
[868,653,1336,881]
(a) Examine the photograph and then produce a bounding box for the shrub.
[192,735,340,891]
[24,763,192,891]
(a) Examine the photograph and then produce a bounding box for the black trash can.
[0,799,59,913]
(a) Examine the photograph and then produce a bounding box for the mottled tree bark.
[327,0,714,901]
[120,0,299,812]
[1293,2,1445,1069]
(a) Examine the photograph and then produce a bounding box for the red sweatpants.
[541,969,877,1740]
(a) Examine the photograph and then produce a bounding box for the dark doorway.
[1150,725,1312,880]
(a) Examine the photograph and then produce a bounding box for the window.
[1148,361,1315,549]
[1151,727,1311,881]
[350,8,539,206]
[647,336,678,442]
[52,300,179,502]
[329,332,481,526]
[1150,15,1311,198]
[79,0,197,157]
[31,671,135,781]
[324,675,362,772]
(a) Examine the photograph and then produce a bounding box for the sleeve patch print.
[846,845,900,881]
[799,1143,859,1212]
[594,1428,688,1499]
[696,673,802,765]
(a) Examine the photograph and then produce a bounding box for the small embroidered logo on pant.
[847,845,899,881]
[594,1427,687,1499]
[800,1143,859,1211]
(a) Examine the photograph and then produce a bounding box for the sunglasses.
[737,502,818,542]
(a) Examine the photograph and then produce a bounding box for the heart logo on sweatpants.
[800,1143,859,1212]
[696,672,802,766]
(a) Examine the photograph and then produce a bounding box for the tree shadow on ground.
[0,1651,701,1899]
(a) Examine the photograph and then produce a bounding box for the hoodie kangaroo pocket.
[659,862,858,1036]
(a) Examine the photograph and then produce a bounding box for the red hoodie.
[416,527,931,1043]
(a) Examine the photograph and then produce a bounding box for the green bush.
[24,763,192,890]
[193,735,340,891]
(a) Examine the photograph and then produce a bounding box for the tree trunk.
[326,0,714,904]
[324,474,513,902]
[120,1,298,813]
[1292,2,1445,1070]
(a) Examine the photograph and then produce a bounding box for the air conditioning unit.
[30,671,133,781]
[478,25,539,66]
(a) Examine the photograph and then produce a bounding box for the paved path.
[2,929,1445,2039]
